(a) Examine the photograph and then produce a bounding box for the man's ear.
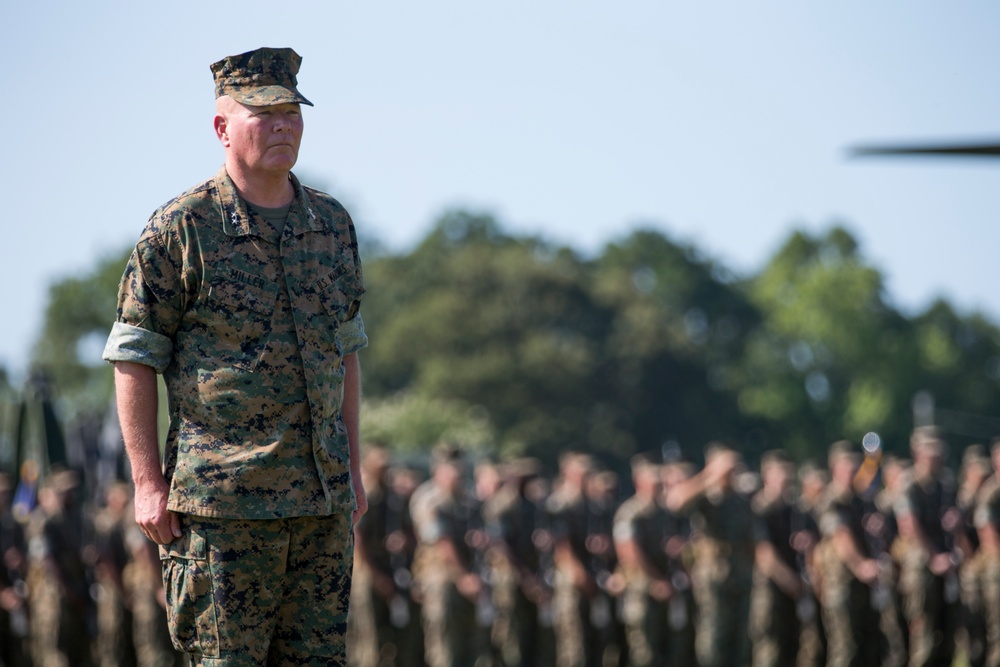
[214,114,229,146]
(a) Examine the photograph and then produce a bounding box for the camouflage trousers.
[795,591,826,667]
[491,573,548,667]
[419,575,479,667]
[96,578,135,667]
[690,560,751,667]
[964,550,1000,667]
[29,572,95,667]
[347,569,381,667]
[552,571,600,667]
[160,512,354,666]
[348,567,425,667]
[898,559,957,667]
[619,581,670,667]
[125,557,184,667]
[820,578,881,667]
[748,578,799,667]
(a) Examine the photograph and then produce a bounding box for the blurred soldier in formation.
[876,454,910,667]
[793,462,827,667]
[28,468,97,667]
[411,446,484,667]
[749,450,804,667]
[658,460,697,667]
[815,442,882,667]
[956,445,992,667]
[124,528,183,667]
[527,472,558,666]
[583,469,621,667]
[666,442,755,667]
[350,446,401,667]
[612,453,672,667]
[547,452,600,667]
[94,481,136,667]
[972,439,1000,667]
[386,464,427,667]
[482,458,550,667]
[0,471,28,667]
[473,459,503,667]
[894,427,959,667]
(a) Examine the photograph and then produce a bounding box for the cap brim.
[229,85,313,107]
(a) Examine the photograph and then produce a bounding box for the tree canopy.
[17,210,1000,475]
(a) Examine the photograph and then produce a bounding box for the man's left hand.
[352,481,368,526]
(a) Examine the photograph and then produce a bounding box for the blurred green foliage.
[18,210,1000,472]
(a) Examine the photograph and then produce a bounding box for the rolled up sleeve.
[337,312,368,357]
[102,322,174,374]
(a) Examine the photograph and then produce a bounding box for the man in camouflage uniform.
[794,463,827,667]
[815,442,882,667]
[103,46,368,665]
[894,427,959,667]
[0,471,28,667]
[584,468,622,666]
[956,446,992,667]
[483,458,549,667]
[547,452,600,667]
[94,481,137,667]
[666,442,755,667]
[28,468,97,667]
[876,454,910,667]
[124,526,184,667]
[973,438,1000,667]
[612,453,672,667]
[385,464,427,667]
[659,460,697,667]
[749,450,804,667]
[410,447,484,667]
[349,446,398,667]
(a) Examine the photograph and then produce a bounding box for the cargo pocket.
[161,529,220,656]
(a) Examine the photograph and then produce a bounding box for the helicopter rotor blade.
[849,141,1000,158]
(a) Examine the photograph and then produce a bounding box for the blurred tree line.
[11,209,1000,478]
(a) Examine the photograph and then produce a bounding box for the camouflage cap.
[760,448,794,471]
[502,457,542,480]
[827,439,859,465]
[630,450,663,473]
[210,47,313,107]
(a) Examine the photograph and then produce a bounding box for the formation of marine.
[0,468,182,667]
[1,426,999,667]
[347,429,1000,667]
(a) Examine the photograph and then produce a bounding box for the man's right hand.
[114,361,180,545]
[134,477,182,544]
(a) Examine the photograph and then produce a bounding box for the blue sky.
[3,2,1000,382]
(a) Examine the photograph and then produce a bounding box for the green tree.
[362,211,617,467]
[735,226,918,458]
[31,247,132,415]
[906,301,1000,453]
[591,228,762,463]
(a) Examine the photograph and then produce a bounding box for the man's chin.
[261,157,298,173]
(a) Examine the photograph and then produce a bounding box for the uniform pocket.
[204,272,279,371]
[161,529,220,656]
[314,263,364,323]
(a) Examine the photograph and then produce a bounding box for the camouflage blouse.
[104,166,367,520]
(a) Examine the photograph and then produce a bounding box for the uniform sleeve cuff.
[338,313,369,357]
[102,322,173,374]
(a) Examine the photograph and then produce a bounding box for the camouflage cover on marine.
[210,47,313,107]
